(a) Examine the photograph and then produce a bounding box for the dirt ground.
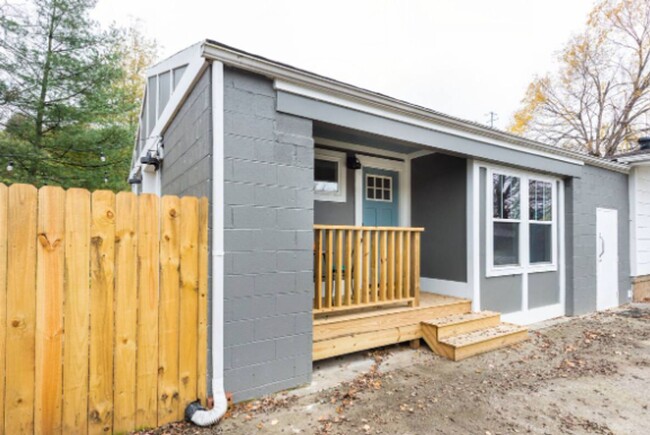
[139,304,650,434]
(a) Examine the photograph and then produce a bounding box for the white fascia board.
[276,80,584,167]
[130,54,208,178]
[200,41,631,174]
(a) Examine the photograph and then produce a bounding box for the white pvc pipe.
[186,60,228,426]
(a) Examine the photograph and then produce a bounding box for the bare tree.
[510,0,650,157]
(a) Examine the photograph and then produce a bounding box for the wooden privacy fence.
[313,225,423,314]
[0,184,209,434]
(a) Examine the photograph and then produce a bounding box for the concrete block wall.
[565,164,631,315]
[223,67,314,402]
[159,67,214,391]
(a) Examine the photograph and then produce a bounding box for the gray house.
[129,40,631,405]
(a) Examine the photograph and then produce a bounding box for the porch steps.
[421,312,528,361]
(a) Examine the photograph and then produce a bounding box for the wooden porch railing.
[313,225,423,314]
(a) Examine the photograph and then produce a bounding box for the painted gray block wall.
[223,67,314,402]
[159,67,213,391]
[565,164,631,315]
[411,153,467,282]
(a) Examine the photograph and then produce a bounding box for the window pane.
[367,187,375,199]
[368,177,374,187]
[384,188,391,201]
[384,178,391,188]
[529,180,552,222]
[530,223,552,263]
[493,174,503,218]
[494,222,519,266]
[503,176,520,219]
[494,174,520,219]
[543,183,552,221]
[315,159,338,193]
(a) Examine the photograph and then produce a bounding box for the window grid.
[366,174,392,202]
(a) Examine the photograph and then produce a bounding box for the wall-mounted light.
[140,149,161,172]
[347,153,361,170]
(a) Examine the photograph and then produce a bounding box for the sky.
[93,0,596,130]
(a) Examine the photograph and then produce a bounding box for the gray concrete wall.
[529,271,560,309]
[160,67,213,392]
[411,153,467,282]
[565,164,631,315]
[223,67,314,402]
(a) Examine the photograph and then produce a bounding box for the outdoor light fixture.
[347,153,361,170]
[140,148,161,172]
[6,161,14,172]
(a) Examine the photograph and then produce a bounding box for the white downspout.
[185,60,228,426]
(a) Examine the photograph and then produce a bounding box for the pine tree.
[0,0,138,189]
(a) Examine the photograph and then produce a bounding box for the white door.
[596,208,619,310]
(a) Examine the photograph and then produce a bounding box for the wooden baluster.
[335,230,343,307]
[413,231,421,306]
[379,230,388,301]
[345,230,353,306]
[354,229,362,305]
[314,229,323,310]
[404,231,411,301]
[388,230,395,300]
[371,230,379,303]
[325,229,333,309]
[362,229,371,304]
[396,231,403,300]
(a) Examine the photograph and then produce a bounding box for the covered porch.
[311,123,528,362]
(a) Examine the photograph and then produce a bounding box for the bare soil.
[137,304,650,434]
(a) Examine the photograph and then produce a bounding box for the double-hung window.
[529,179,553,265]
[488,168,558,276]
[492,174,521,267]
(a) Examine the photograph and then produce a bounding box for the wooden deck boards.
[313,292,471,361]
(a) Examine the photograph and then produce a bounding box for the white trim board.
[501,303,565,325]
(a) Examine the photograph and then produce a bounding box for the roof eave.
[200,40,629,174]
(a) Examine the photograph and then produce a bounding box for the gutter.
[200,40,629,175]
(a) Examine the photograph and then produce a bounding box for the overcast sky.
[93,0,595,130]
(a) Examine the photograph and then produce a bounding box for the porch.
[312,224,528,362]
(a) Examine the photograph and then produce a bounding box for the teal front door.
[362,167,399,226]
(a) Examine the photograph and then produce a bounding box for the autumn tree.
[0,0,155,189]
[510,0,650,157]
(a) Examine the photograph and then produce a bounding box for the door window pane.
[366,175,393,202]
[530,223,552,263]
[494,222,519,266]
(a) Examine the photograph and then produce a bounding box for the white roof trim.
[130,45,208,178]
[277,80,584,167]
[200,40,629,174]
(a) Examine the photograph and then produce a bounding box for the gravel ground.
[136,304,650,434]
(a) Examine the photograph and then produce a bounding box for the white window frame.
[365,174,393,203]
[314,148,347,203]
[486,166,558,277]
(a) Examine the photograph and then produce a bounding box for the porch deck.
[313,292,472,361]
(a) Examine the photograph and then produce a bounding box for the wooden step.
[439,323,528,361]
[422,311,501,339]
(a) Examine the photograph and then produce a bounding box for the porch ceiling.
[314,122,427,156]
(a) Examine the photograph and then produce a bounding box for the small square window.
[366,175,394,202]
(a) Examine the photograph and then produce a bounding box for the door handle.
[598,233,605,262]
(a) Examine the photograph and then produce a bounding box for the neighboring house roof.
[613,147,650,165]
[131,39,630,177]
